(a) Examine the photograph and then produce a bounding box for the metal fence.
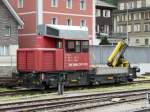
[0,55,16,66]
[0,46,150,77]
[90,45,150,65]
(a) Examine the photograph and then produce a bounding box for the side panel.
[36,37,56,48]
[19,36,56,48]
[26,51,35,71]
[64,53,89,71]
[55,49,63,71]
[41,51,55,71]
[17,49,64,72]
[17,50,27,71]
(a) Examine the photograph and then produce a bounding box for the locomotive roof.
[49,25,88,31]
[38,24,89,40]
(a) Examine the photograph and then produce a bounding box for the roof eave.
[96,5,116,9]
[2,0,24,26]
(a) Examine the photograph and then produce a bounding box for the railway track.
[0,77,18,86]
[0,89,31,97]
[0,79,149,97]
[0,89,149,112]
[0,89,32,97]
[133,80,150,83]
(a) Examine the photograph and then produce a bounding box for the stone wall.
[0,66,16,77]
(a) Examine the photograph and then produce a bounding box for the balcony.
[96,17,112,25]
[114,7,150,14]
[96,32,111,39]
[111,32,127,39]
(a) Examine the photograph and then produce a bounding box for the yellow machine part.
[112,58,129,67]
[107,41,125,66]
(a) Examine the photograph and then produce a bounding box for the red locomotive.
[17,25,139,89]
[17,25,90,88]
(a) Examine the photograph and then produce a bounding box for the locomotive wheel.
[42,82,49,90]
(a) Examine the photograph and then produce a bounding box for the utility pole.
[126,3,129,45]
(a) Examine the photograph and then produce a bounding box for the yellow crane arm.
[107,41,129,67]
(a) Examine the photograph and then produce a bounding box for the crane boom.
[107,41,129,67]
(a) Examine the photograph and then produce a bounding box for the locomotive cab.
[64,40,89,70]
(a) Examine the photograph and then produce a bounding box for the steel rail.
[0,89,149,112]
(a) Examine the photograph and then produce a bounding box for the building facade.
[0,0,23,77]
[95,0,116,45]
[9,0,94,45]
[114,0,150,46]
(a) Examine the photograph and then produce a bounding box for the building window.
[136,39,140,44]
[0,45,9,56]
[133,13,141,20]
[5,25,11,36]
[18,0,24,8]
[127,25,132,32]
[134,24,140,32]
[145,38,149,45]
[125,14,128,21]
[96,24,100,33]
[119,3,125,10]
[144,23,150,32]
[117,26,123,33]
[123,25,127,33]
[80,20,86,27]
[66,0,72,9]
[104,25,109,34]
[121,14,125,21]
[146,0,150,7]
[103,10,110,18]
[144,12,150,20]
[80,0,86,10]
[128,14,132,21]
[127,1,134,9]
[96,9,101,17]
[136,0,142,8]
[51,18,57,25]
[117,15,120,22]
[51,0,57,7]
[66,19,72,26]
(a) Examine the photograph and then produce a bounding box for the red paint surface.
[9,0,36,34]
[64,53,89,70]
[17,48,64,72]
[17,48,89,72]
[9,0,92,72]
[8,0,36,13]
[19,14,36,34]
[19,36,56,48]
[9,0,93,42]
[43,0,92,15]
[43,14,92,35]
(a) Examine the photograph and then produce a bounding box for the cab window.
[66,40,76,52]
[75,41,81,52]
[56,39,62,48]
[66,40,88,53]
[81,41,89,52]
